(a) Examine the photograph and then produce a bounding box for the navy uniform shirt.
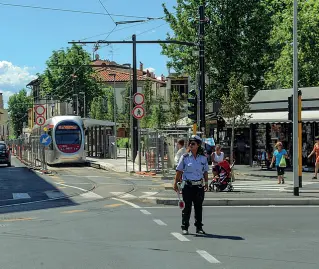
[176,152,209,181]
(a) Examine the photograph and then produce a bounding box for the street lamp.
[79,92,86,118]
[109,73,117,159]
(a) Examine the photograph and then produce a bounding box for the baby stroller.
[209,158,235,192]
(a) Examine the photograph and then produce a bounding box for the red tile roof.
[94,68,166,84]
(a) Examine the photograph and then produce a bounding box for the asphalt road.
[0,158,319,268]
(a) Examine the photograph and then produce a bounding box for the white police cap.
[189,135,202,143]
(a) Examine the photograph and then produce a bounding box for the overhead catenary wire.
[98,0,116,24]
[0,2,164,20]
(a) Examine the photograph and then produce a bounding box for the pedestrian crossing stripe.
[110,191,159,199]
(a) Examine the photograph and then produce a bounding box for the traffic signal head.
[288,95,293,121]
[188,89,197,123]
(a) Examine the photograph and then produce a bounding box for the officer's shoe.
[182,229,188,235]
[196,228,206,235]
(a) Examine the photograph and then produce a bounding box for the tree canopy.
[8,89,31,137]
[40,44,102,117]
[161,0,273,98]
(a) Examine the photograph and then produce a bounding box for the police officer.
[174,135,209,235]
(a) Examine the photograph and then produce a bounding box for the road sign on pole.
[133,93,145,106]
[35,105,46,115]
[36,116,46,126]
[40,134,52,146]
[132,105,145,120]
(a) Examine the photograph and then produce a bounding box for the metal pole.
[84,94,86,118]
[293,0,299,196]
[199,5,206,134]
[298,90,302,187]
[138,120,141,172]
[113,77,117,160]
[132,34,138,165]
[129,65,135,171]
[77,95,79,116]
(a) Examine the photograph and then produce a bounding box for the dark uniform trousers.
[181,183,205,230]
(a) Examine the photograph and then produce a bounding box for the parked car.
[0,141,11,167]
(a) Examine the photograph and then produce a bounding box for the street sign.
[40,134,52,146]
[132,105,145,120]
[35,105,45,115]
[35,115,46,126]
[133,93,145,106]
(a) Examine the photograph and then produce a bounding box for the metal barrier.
[7,136,48,173]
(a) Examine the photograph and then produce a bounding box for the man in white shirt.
[175,139,187,166]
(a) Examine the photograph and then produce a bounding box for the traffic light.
[288,95,293,121]
[188,89,197,123]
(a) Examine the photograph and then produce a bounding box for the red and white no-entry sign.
[133,93,145,106]
[132,105,145,120]
[35,105,46,115]
[35,115,46,126]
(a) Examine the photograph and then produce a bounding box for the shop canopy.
[245,111,319,124]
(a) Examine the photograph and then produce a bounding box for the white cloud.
[143,67,156,73]
[0,61,36,107]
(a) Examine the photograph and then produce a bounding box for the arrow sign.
[40,134,52,146]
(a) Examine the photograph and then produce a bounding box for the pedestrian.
[211,144,224,176]
[308,136,319,179]
[174,139,187,167]
[174,135,209,235]
[270,142,288,184]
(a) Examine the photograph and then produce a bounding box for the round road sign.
[35,105,46,115]
[133,93,145,106]
[35,115,46,126]
[132,105,145,120]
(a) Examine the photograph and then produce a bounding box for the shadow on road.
[0,164,78,215]
[193,233,245,240]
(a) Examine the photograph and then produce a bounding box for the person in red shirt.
[308,136,319,179]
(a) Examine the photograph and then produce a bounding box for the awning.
[246,112,288,124]
[246,111,319,124]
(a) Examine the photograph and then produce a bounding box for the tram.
[30,116,85,165]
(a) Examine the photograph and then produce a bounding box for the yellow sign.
[43,127,48,132]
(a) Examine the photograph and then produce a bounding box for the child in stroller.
[209,157,234,192]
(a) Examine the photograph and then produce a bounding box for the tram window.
[55,122,82,145]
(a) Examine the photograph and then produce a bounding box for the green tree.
[265,0,319,89]
[40,44,102,116]
[168,90,184,128]
[161,0,273,98]
[141,78,152,128]
[8,89,31,137]
[90,87,115,121]
[220,76,251,163]
[150,96,167,129]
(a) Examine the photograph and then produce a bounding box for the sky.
[0,0,176,107]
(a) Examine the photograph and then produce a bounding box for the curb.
[154,197,319,206]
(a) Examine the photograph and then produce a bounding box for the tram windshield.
[55,121,82,153]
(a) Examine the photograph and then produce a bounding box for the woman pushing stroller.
[210,157,234,192]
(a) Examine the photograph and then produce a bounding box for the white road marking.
[12,193,31,200]
[171,232,190,242]
[110,192,125,196]
[139,192,158,198]
[55,182,87,192]
[112,198,141,208]
[140,209,151,215]
[196,250,221,264]
[141,205,319,209]
[121,193,137,199]
[80,192,103,199]
[153,219,167,226]
[44,191,66,199]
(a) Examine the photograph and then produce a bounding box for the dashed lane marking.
[196,250,221,264]
[153,219,167,226]
[171,232,190,242]
[140,209,151,215]
[61,209,87,214]
[80,192,103,199]
[112,198,141,208]
[104,203,124,208]
[0,217,35,222]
